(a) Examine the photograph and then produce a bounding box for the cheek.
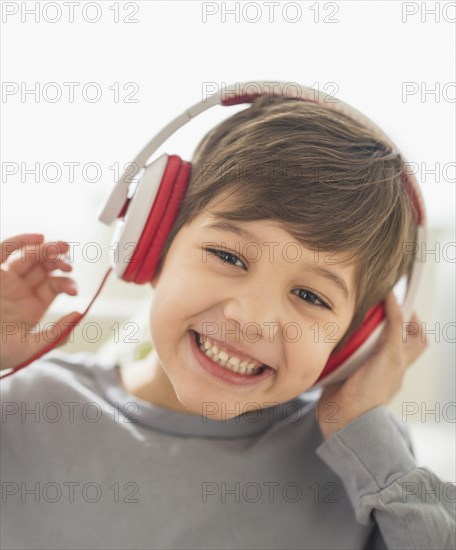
[284,330,336,382]
[148,273,207,349]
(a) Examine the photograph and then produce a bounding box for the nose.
[222,287,281,343]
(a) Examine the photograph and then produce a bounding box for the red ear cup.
[315,301,386,383]
[122,155,192,284]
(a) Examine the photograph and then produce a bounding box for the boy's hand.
[316,290,429,440]
[0,234,80,371]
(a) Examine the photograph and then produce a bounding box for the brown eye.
[205,248,245,269]
[293,289,331,310]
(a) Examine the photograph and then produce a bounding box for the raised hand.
[1,233,80,371]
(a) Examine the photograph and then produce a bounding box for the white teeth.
[196,333,264,376]
[218,351,229,362]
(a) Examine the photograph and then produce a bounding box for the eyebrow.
[205,221,258,242]
[204,220,350,301]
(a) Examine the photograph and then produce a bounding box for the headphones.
[2,81,427,387]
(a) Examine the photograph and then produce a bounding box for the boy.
[1,95,454,549]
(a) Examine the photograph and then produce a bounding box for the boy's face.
[149,195,357,421]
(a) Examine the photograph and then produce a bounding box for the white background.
[1,1,455,480]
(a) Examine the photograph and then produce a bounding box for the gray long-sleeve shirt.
[1,350,454,549]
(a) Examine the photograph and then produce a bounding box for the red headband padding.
[122,155,191,284]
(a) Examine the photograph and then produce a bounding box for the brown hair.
[156,96,417,353]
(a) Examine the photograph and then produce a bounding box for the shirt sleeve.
[315,406,456,550]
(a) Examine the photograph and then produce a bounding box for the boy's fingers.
[7,241,70,276]
[33,276,78,310]
[403,313,429,366]
[0,234,44,264]
[43,311,82,348]
[24,260,73,291]
[380,290,404,353]
[24,264,54,291]
[28,311,81,351]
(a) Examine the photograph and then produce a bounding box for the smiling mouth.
[192,330,273,377]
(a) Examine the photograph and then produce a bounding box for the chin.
[172,388,209,418]
[174,390,244,421]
